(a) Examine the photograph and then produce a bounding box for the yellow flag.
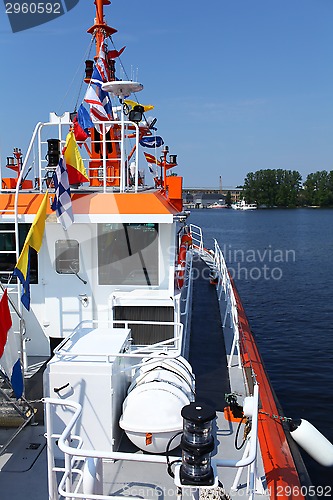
[124,99,154,113]
[13,191,48,310]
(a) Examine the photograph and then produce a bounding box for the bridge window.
[55,240,80,274]
[0,223,38,284]
[98,223,159,285]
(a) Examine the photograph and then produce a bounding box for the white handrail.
[44,384,259,500]
[180,250,193,318]
[189,228,242,366]
[207,238,242,367]
[53,319,184,360]
[4,118,141,199]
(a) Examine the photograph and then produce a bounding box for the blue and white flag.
[77,104,93,133]
[84,86,111,133]
[100,87,113,117]
[51,159,74,230]
[95,43,109,82]
[140,136,164,148]
[91,58,113,117]
[91,64,104,87]
[91,75,112,117]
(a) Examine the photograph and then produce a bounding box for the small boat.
[231,199,257,210]
[207,201,228,209]
[1,2,332,499]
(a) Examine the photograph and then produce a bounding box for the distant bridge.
[182,187,243,207]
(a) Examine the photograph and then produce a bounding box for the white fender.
[290,419,333,467]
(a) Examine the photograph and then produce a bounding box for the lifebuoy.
[177,243,187,288]
[176,232,192,288]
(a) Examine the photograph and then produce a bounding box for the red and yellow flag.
[64,131,89,184]
[143,152,161,167]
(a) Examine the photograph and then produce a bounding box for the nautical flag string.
[77,103,93,132]
[91,64,113,117]
[94,43,109,82]
[63,131,89,184]
[0,289,24,399]
[51,158,74,231]
[91,43,113,117]
[84,86,111,134]
[73,104,94,143]
[108,46,126,60]
[140,136,164,148]
[124,99,154,113]
[143,152,162,167]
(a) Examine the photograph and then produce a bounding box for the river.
[187,207,333,489]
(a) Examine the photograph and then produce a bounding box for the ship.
[231,200,257,211]
[1,2,333,499]
[207,201,229,209]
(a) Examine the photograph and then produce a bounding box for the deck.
[0,253,269,500]
[189,257,231,410]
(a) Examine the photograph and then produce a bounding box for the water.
[188,208,333,489]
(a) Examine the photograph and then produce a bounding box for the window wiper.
[69,267,87,284]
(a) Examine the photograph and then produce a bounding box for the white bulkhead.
[24,218,178,357]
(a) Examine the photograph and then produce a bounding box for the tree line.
[242,169,333,207]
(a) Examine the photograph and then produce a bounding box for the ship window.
[55,240,80,274]
[98,223,159,285]
[0,223,38,284]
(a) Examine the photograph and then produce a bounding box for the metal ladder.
[0,185,39,454]
[0,370,36,456]
[0,282,36,456]
[0,207,23,354]
[0,205,27,386]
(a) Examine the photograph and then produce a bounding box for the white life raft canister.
[119,356,195,454]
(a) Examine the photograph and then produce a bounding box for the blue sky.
[1,0,333,188]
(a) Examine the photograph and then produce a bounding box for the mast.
[84,1,144,192]
[87,0,117,56]
[86,0,121,188]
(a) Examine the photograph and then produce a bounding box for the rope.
[259,409,292,423]
[108,36,130,81]
[200,484,230,500]
[56,37,95,115]
[107,35,151,128]
[24,398,44,405]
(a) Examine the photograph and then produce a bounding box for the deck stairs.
[0,372,36,456]
[0,275,36,455]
